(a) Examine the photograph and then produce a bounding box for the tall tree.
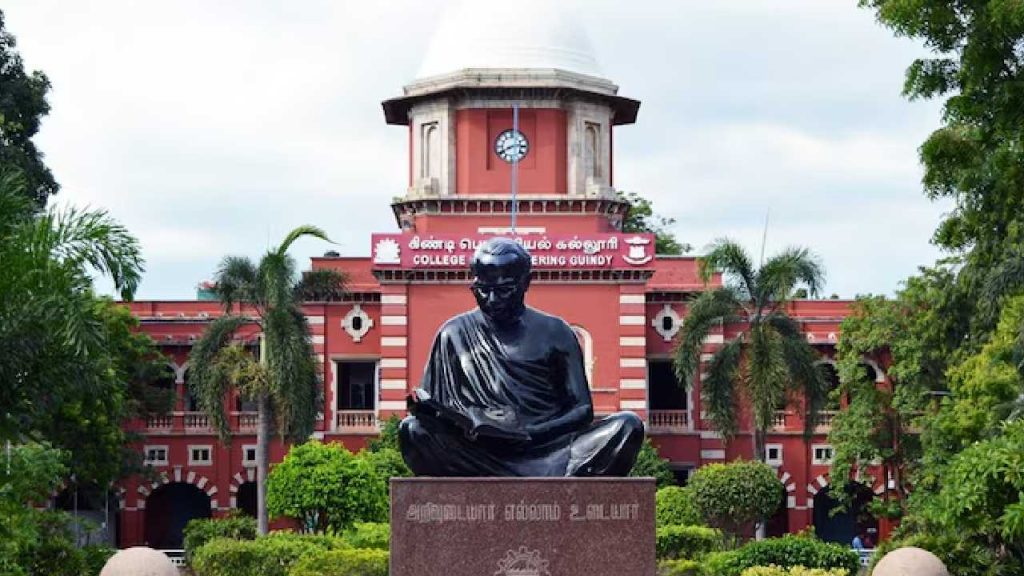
[188,226,345,534]
[618,191,691,255]
[0,167,153,487]
[858,0,1024,334]
[0,10,58,208]
[673,239,829,462]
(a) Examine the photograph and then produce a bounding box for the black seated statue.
[399,237,644,476]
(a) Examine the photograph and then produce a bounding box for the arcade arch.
[144,483,211,549]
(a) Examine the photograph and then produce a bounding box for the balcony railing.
[335,410,378,433]
[648,410,691,433]
[813,410,837,429]
[770,410,837,432]
[236,412,258,433]
[771,411,789,430]
[142,411,213,434]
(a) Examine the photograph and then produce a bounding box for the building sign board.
[371,233,657,270]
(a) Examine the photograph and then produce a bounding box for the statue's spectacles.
[471,282,518,299]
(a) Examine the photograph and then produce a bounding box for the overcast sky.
[5,1,951,300]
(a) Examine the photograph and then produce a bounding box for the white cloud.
[4,0,951,299]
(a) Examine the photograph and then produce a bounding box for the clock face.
[494,129,529,163]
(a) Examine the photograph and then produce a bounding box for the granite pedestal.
[390,477,655,576]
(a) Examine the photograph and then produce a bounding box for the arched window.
[584,123,600,180]
[421,122,440,180]
[571,325,595,386]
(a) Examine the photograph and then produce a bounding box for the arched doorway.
[765,483,789,537]
[144,482,211,549]
[236,481,257,518]
[813,484,877,546]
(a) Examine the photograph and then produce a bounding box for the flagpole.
[511,104,519,235]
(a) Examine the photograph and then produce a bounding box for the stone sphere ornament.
[99,546,178,576]
[872,546,949,576]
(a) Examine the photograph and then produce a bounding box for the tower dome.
[417,0,604,80]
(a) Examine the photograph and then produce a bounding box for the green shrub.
[288,548,389,576]
[699,535,859,576]
[740,566,850,576]
[630,438,675,487]
[655,525,723,560]
[868,533,1000,576]
[688,461,783,538]
[183,514,257,563]
[191,533,348,576]
[656,486,702,527]
[657,558,702,576]
[342,522,390,550]
[81,544,116,576]
[267,441,388,532]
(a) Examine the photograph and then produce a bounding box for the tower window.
[584,122,601,180]
[336,360,377,411]
[421,122,440,180]
[648,360,687,410]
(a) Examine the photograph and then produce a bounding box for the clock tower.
[381,0,640,234]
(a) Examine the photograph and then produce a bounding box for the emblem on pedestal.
[495,545,550,576]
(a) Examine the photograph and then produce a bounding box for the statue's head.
[470,237,531,323]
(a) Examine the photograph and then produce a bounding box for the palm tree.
[188,226,345,534]
[673,239,829,463]
[0,167,144,442]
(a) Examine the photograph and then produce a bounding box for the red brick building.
[111,6,888,550]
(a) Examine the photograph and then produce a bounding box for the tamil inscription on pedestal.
[390,477,656,576]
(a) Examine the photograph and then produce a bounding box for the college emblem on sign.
[494,546,550,576]
[372,238,401,264]
[622,236,653,265]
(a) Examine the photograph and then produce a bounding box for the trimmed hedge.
[740,566,850,576]
[191,532,348,576]
[183,515,257,563]
[655,525,723,560]
[288,548,389,576]
[656,486,702,527]
[700,535,859,576]
[657,559,702,576]
[342,523,390,550]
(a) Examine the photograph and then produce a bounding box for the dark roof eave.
[381,88,640,126]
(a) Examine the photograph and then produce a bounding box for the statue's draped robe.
[399,309,643,477]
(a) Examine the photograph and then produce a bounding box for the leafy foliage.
[739,567,849,576]
[183,515,257,564]
[0,10,58,207]
[618,191,691,255]
[656,486,703,527]
[674,240,828,461]
[702,534,859,576]
[190,533,348,576]
[868,533,1001,576]
[656,559,703,576]
[0,443,114,576]
[655,525,724,560]
[367,416,402,453]
[629,437,676,487]
[0,168,162,486]
[340,523,389,551]
[266,441,388,533]
[289,548,389,576]
[688,461,782,539]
